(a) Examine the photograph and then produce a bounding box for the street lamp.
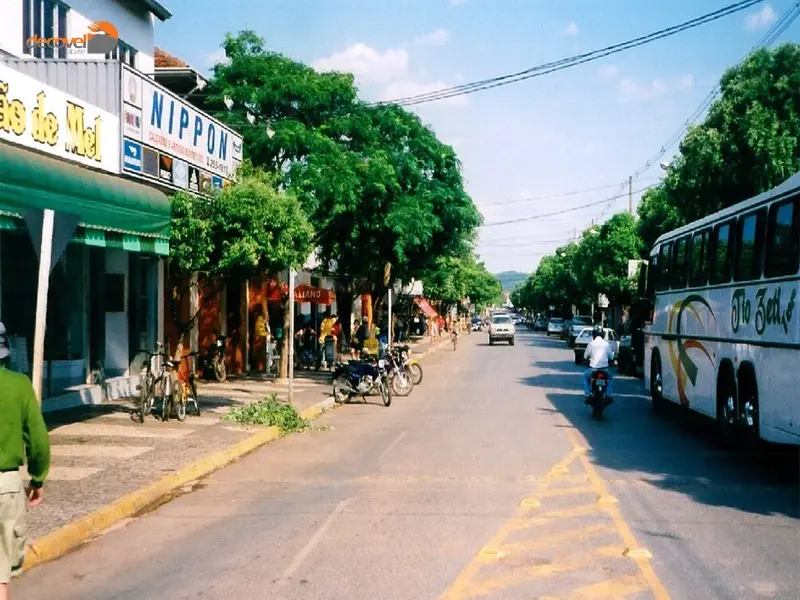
[660,161,670,171]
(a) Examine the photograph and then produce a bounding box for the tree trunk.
[277,270,290,380]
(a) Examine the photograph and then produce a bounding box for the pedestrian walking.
[0,322,50,599]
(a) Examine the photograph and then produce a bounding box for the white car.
[489,314,515,346]
[547,317,565,336]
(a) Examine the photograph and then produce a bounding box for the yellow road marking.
[440,431,672,600]
[566,429,671,600]
[554,573,648,599]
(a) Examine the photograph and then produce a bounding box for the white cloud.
[618,74,694,102]
[312,43,409,84]
[206,47,229,67]
[380,80,468,107]
[563,21,578,36]
[597,64,619,79]
[315,42,467,108]
[745,4,777,30]
[414,28,450,47]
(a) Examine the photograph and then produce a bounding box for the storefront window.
[46,243,85,361]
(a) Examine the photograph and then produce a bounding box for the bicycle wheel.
[190,377,200,416]
[174,384,187,422]
[138,375,151,423]
[159,376,172,422]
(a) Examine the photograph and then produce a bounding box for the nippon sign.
[26,21,119,55]
[0,64,119,173]
[120,65,242,194]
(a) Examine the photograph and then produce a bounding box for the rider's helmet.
[592,325,603,339]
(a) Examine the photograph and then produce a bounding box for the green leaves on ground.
[224,394,309,432]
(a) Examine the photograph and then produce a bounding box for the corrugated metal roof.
[0,59,121,115]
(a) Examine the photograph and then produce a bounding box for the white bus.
[643,172,800,446]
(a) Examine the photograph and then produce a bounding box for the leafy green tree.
[574,213,642,307]
[169,166,312,377]
[638,43,800,246]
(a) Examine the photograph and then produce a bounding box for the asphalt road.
[15,331,800,599]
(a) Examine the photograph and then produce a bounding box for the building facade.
[0,0,191,410]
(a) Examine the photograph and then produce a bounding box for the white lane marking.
[276,498,353,585]
[50,423,192,439]
[50,444,154,459]
[378,430,407,462]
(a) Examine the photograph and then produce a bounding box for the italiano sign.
[0,64,119,173]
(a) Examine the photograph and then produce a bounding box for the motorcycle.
[587,369,613,419]
[394,345,423,385]
[202,333,227,382]
[387,349,414,397]
[332,351,392,406]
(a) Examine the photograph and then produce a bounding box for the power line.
[588,2,800,226]
[378,0,765,107]
[481,186,654,227]
[480,178,658,207]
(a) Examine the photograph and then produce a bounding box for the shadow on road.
[521,338,800,519]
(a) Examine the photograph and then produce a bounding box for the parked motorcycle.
[587,369,612,419]
[332,352,392,407]
[202,333,227,382]
[388,350,414,397]
[394,345,423,385]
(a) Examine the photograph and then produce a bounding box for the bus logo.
[667,295,715,406]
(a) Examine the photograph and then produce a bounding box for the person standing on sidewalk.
[0,322,50,599]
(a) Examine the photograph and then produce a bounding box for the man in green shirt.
[0,322,50,598]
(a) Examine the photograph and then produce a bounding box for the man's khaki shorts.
[0,470,26,584]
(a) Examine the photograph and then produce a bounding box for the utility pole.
[628,175,633,215]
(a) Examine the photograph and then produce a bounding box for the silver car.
[546,317,565,336]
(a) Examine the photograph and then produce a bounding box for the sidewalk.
[27,335,440,541]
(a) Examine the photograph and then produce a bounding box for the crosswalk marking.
[50,444,154,459]
[20,465,102,481]
[102,412,221,427]
[50,423,192,439]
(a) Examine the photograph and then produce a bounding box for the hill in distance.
[494,271,529,292]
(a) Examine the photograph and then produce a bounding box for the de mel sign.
[121,64,243,196]
[0,63,119,173]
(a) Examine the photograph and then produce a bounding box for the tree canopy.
[638,43,800,250]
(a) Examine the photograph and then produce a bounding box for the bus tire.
[650,352,665,413]
[716,362,738,448]
[737,363,760,449]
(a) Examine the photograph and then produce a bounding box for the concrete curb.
[22,340,449,572]
[23,396,337,573]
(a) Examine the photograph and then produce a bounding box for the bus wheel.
[716,367,738,447]
[737,365,760,448]
[650,353,665,413]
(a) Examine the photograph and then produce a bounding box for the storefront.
[0,64,169,408]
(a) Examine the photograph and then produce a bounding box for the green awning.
[0,143,170,249]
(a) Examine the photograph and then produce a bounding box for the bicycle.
[168,347,201,421]
[138,343,171,423]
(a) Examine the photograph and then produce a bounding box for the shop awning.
[295,284,336,305]
[414,297,438,318]
[0,143,170,254]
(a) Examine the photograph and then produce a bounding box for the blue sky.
[155,0,797,274]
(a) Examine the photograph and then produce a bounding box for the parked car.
[616,318,644,377]
[566,315,594,347]
[546,317,565,336]
[533,316,548,332]
[573,327,620,365]
[489,314,516,346]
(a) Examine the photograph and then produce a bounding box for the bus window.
[710,220,734,284]
[656,242,672,291]
[671,235,689,289]
[689,229,710,287]
[734,208,766,282]
[764,196,800,278]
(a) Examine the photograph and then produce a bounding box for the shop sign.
[120,65,242,196]
[0,64,119,173]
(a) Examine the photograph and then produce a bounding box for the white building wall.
[0,0,156,73]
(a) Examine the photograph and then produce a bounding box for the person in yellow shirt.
[319,314,334,344]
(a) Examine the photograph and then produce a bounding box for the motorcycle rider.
[583,325,614,404]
